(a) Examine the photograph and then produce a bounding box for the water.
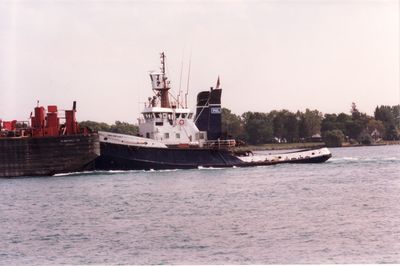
[0,145,399,264]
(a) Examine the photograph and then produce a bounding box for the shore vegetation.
[80,103,400,148]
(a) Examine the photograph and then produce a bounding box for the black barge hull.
[0,134,100,177]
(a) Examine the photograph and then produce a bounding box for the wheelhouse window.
[199,132,205,140]
[182,113,187,118]
[175,113,180,119]
[143,113,154,119]
[188,113,193,119]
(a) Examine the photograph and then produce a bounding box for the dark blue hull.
[95,142,331,171]
[95,142,246,170]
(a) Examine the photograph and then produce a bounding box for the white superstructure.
[137,52,207,147]
[99,131,167,148]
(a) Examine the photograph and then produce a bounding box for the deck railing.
[203,139,236,149]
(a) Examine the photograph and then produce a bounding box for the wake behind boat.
[94,53,331,171]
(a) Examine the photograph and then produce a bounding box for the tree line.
[222,104,400,146]
[79,120,138,136]
[79,103,399,147]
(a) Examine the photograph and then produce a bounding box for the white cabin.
[138,107,207,146]
[137,53,208,147]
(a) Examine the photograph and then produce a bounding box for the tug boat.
[95,53,331,170]
[0,102,100,177]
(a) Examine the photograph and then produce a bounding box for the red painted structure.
[1,101,84,138]
[0,101,100,177]
[2,120,17,131]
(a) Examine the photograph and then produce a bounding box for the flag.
[216,76,220,89]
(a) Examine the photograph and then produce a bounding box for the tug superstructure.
[95,53,331,171]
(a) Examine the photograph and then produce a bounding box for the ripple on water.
[0,145,399,264]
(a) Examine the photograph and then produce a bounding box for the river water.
[0,145,399,264]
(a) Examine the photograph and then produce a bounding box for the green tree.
[322,104,375,144]
[392,105,400,128]
[374,105,400,140]
[79,121,111,132]
[221,108,244,139]
[242,112,273,144]
[335,112,352,135]
[358,130,373,145]
[321,114,339,132]
[110,121,139,135]
[270,110,286,140]
[366,119,385,141]
[345,120,364,140]
[284,112,299,142]
[351,102,361,120]
[298,109,323,138]
[322,130,345,147]
[79,120,138,136]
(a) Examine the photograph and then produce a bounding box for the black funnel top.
[195,88,222,140]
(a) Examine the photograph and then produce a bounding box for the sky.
[0,0,399,124]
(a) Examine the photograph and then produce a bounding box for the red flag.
[216,76,220,89]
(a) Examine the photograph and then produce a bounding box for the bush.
[322,130,345,147]
[349,138,358,145]
[358,132,373,145]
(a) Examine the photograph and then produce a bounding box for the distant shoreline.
[245,141,400,151]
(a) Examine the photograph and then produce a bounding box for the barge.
[0,102,99,177]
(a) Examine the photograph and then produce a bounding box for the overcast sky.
[0,0,399,123]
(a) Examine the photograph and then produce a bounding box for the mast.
[149,52,171,108]
[185,55,192,108]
